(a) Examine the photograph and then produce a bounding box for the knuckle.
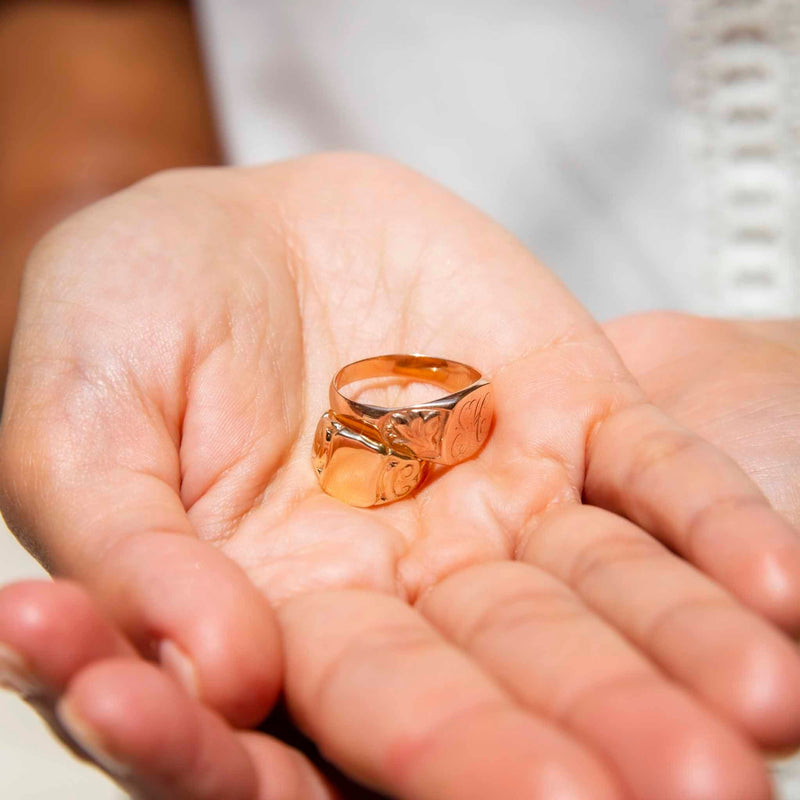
[465,587,582,648]
[626,425,700,487]
[565,516,665,590]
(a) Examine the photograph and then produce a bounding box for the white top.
[194,0,800,320]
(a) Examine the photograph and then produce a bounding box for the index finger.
[585,401,800,633]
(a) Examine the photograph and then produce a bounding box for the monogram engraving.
[448,388,493,462]
[381,409,444,460]
[378,458,423,502]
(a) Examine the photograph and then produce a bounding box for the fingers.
[522,505,800,751]
[585,401,800,633]
[0,541,283,730]
[83,531,283,727]
[57,659,252,800]
[0,579,134,694]
[279,589,624,800]
[57,660,332,800]
[0,581,334,800]
[1,427,283,727]
[238,733,340,800]
[1,454,282,727]
[603,313,800,530]
[418,561,771,800]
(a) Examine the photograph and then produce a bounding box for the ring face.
[312,412,430,507]
[312,355,493,507]
[378,382,494,465]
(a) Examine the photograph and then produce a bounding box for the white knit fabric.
[671,0,800,315]
[194,0,800,319]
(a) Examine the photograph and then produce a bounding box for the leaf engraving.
[382,409,444,459]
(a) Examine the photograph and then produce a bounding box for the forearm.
[0,0,220,402]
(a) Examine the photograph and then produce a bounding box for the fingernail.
[56,698,132,778]
[159,640,199,698]
[0,643,39,696]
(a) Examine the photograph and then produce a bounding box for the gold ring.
[312,354,494,507]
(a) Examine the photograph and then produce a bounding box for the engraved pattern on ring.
[447,386,494,464]
[378,458,423,503]
[314,356,494,506]
[381,409,446,460]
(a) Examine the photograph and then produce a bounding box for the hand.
[605,312,800,526]
[2,155,800,800]
[0,580,341,800]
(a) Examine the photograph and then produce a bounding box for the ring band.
[312,354,494,507]
[331,355,492,465]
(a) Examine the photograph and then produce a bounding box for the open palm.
[3,155,800,800]
[606,313,800,527]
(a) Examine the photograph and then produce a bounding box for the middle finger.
[418,560,771,800]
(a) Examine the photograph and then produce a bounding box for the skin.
[2,156,800,799]
[605,314,800,528]
[3,317,799,800]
